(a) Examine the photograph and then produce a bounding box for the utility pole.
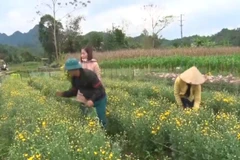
[180,14,184,38]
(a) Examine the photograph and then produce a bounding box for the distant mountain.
[161,28,240,47]
[84,31,107,38]
[0,25,240,52]
[0,27,108,49]
[211,28,240,46]
[0,25,41,48]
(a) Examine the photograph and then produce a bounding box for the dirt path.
[146,72,237,84]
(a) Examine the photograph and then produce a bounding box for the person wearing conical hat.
[174,66,206,110]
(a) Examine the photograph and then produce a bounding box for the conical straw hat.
[179,66,206,85]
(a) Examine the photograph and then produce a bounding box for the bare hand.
[85,100,94,107]
[56,91,63,97]
[76,91,87,103]
[192,106,199,111]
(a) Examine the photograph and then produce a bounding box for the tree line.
[37,1,173,62]
[0,44,40,63]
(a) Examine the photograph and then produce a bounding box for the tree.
[120,19,131,36]
[113,27,126,47]
[143,3,173,48]
[102,25,127,51]
[102,32,116,51]
[20,51,36,62]
[39,14,63,61]
[0,44,37,63]
[141,29,151,49]
[63,15,85,53]
[36,0,91,60]
[142,29,149,36]
[140,29,161,49]
[87,32,103,51]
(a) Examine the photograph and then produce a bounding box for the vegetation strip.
[99,54,240,73]
[27,74,240,159]
[0,77,122,160]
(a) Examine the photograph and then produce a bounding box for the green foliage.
[213,28,240,46]
[192,37,216,47]
[79,32,105,51]
[100,54,240,73]
[0,77,122,160]
[142,34,162,49]
[26,75,240,159]
[39,14,63,62]
[0,44,39,63]
[165,28,240,48]
[102,26,128,51]
[62,16,85,53]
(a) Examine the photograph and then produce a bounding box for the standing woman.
[80,46,101,80]
[174,66,206,110]
[77,46,102,115]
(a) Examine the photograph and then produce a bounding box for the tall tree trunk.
[53,0,58,60]
[152,38,155,48]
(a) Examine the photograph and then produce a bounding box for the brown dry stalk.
[64,47,240,62]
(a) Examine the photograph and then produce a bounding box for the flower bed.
[0,78,122,160]
[27,75,240,159]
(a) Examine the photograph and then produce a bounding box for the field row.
[100,69,240,95]
[29,73,240,160]
[92,47,240,61]
[0,77,122,160]
[99,54,240,73]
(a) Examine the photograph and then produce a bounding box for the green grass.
[99,54,240,74]
[9,62,42,71]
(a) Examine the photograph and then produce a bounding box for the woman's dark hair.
[81,45,93,62]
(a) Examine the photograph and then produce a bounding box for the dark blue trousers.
[181,98,194,108]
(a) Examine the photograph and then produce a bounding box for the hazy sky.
[0,0,239,40]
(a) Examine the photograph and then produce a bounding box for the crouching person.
[56,58,107,129]
[174,66,206,110]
